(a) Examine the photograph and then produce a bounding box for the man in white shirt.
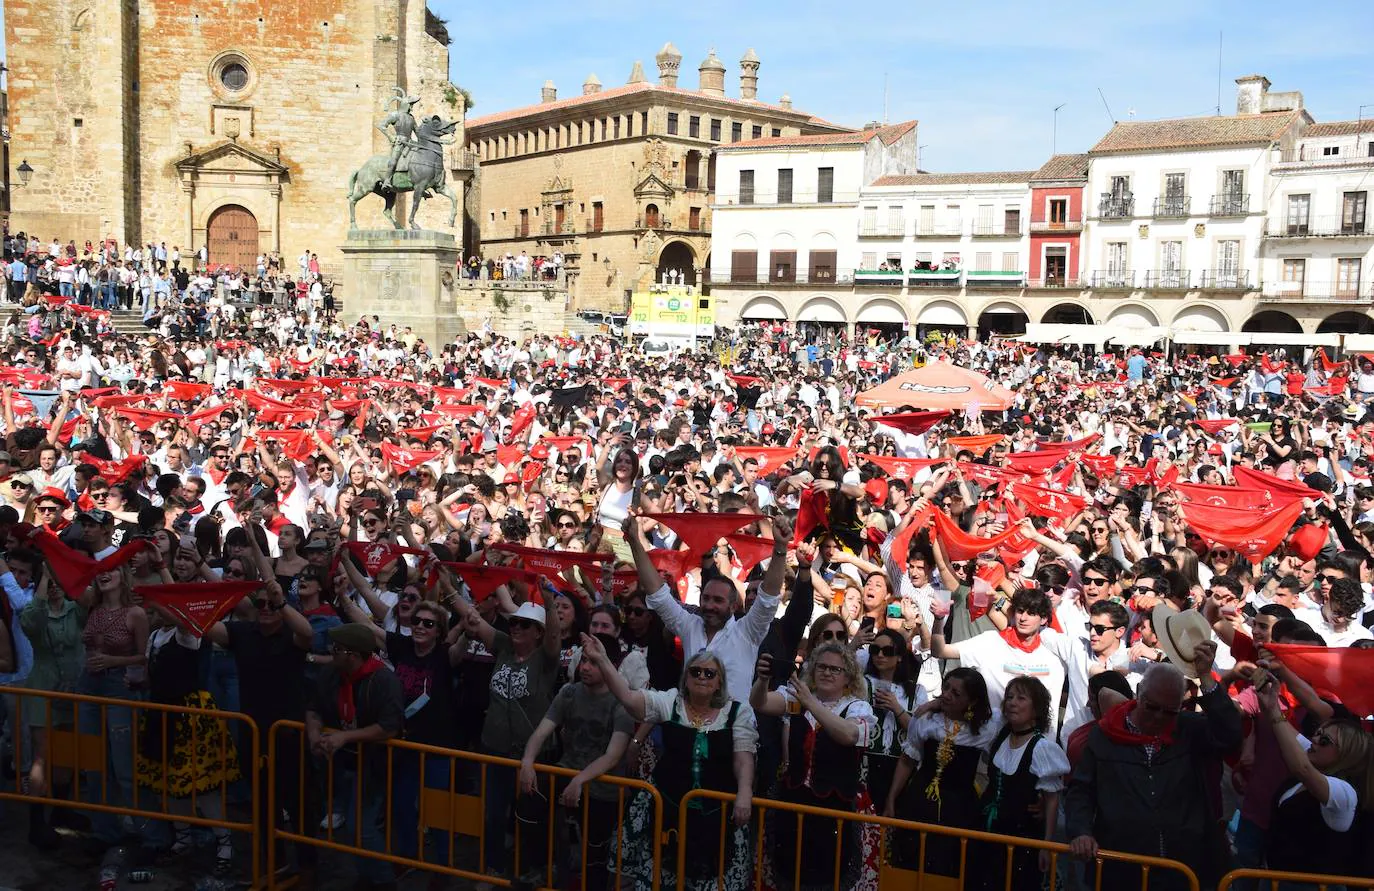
[626,515,785,702]
[1295,576,1372,647]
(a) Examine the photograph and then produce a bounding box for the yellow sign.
[630,286,713,337]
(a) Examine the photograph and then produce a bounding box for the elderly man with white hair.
[1064,641,1241,891]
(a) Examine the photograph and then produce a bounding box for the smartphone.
[357,497,379,510]
[396,488,416,503]
[886,603,903,619]
[859,616,876,634]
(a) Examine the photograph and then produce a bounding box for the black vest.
[655,701,739,806]
[781,701,862,803]
[979,727,1044,836]
[1266,781,1364,876]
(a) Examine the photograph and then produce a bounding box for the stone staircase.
[108,308,147,336]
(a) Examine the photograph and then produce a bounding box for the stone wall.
[5,0,464,271]
[451,279,579,340]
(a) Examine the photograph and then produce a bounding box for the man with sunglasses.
[1295,576,1371,647]
[206,580,316,881]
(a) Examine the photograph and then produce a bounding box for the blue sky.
[435,0,1374,172]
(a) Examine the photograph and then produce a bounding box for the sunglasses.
[1209,550,1233,560]
[687,665,718,680]
[814,663,845,676]
[224,568,245,578]
[364,518,384,527]
[1082,576,1109,587]
[1128,585,1156,596]
[36,505,59,512]
[253,599,281,612]
[869,644,897,658]
[508,618,538,631]
[819,628,847,641]
[623,606,647,617]
[556,521,578,529]
[414,617,438,629]
[1086,623,1120,636]
[399,592,421,602]
[1319,574,1343,585]
[91,491,109,500]
[10,482,30,491]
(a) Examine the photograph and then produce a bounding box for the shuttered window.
[730,250,757,283]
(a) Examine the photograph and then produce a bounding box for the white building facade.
[709,75,1374,345]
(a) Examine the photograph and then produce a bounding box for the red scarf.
[1097,700,1175,747]
[998,626,1041,653]
[338,655,385,727]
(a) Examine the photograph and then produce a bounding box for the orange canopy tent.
[856,361,1016,411]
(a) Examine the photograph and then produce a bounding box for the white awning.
[1108,326,1169,347]
[739,296,787,320]
[797,300,846,323]
[1019,323,1109,345]
[1170,330,1251,346]
[916,303,967,326]
[1249,332,1340,347]
[855,301,908,324]
[1105,308,1160,330]
[1344,334,1374,351]
[1173,308,1229,334]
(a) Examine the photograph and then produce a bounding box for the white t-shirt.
[957,628,1074,733]
[1278,773,1358,832]
[1294,606,1374,647]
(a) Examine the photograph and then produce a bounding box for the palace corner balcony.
[1259,280,1374,304]
[1264,215,1371,238]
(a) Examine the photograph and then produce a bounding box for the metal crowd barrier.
[1218,868,1374,891]
[0,685,262,886]
[265,719,664,891]
[675,787,1202,891]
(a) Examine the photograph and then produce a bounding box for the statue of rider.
[377,89,421,193]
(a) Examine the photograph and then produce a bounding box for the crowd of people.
[0,253,1373,891]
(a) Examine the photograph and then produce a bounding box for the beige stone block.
[340,229,465,347]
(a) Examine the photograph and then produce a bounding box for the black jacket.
[1065,683,1241,885]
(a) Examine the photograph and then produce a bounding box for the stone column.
[183,183,195,260]
[271,185,282,254]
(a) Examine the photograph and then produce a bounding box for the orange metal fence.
[265,719,664,891]
[1218,868,1374,890]
[0,685,261,885]
[675,787,1202,891]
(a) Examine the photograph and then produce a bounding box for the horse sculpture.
[347,115,460,230]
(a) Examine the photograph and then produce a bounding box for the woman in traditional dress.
[583,640,756,891]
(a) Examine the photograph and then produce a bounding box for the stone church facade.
[4,0,468,274]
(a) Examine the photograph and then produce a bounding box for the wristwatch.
[306,653,317,664]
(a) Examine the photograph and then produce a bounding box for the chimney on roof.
[1235,74,1270,115]
[655,42,682,88]
[698,48,726,97]
[739,48,760,100]
[582,73,602,95]
[627,60,646,84]
[779,93,792,111]
[541,80,557,103]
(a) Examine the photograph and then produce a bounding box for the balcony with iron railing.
[855,268,909,286]
[711,270,855,286]
[1152,196,1191,219]
[913,222,964,238]
[1028,218,1084,234]
[1141,269,1192,289]
[712,190,859,206]
[906,266,963,286]
[858,222,906,238]
[583,217,604,234]
[1090,269,1136,288]
[1208,194,1249,216]
[971,222,1024,237]
[1027,277,1084,289]
[1259,280,1373,303]
[542,218,577,237]
[1265,215,1370,238]
[450,149,478,172]
[965,269,1026,285]
[1197,269,1251,290]
[1097,194,1134,220]
[634,215,672,230]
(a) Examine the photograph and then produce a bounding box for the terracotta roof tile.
[718,120,914,150]
[1090,111,1300,154]
[1305,120,1373,138]
[465,82,844,131]
[870,170,1034,187]
[1030,153,1089,182]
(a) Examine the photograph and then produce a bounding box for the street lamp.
[16,160,32,188]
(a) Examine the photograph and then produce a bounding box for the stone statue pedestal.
[339,230,465,346]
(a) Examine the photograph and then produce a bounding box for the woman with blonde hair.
[751,642,875,891]
[1258,677,1374,881]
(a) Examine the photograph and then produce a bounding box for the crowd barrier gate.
[0,685,262,886]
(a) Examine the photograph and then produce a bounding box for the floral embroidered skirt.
[615,788,753,891]
[135,691,242,797]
